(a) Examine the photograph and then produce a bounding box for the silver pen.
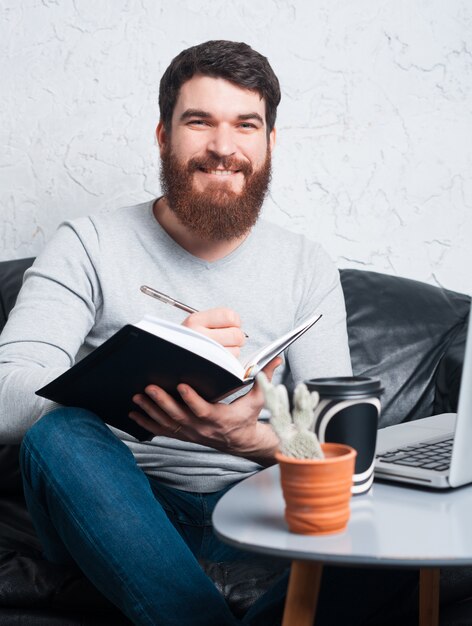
[140,285,249,338]
[140,285,198,314]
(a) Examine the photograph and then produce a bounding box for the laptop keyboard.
[376,436,453,472]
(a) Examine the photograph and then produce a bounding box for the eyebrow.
[238,112,264,124]
[179,109,264,125]
[179,109,211,121]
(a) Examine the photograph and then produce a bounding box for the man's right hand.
[182,308,246,357]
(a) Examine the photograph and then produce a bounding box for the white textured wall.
[1,0,471,295]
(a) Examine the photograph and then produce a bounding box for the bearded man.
[0,41,353,624]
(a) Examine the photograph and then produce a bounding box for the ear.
[268,126,276,152]
[156,121,168,155]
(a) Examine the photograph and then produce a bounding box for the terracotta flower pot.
[276,442,357,535]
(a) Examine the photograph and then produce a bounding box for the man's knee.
[22,407,101,452]
[20,407,109,481]
[20,407,133,485]
[20,407,121,494]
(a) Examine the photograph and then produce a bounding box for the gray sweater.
[0,201,352,492]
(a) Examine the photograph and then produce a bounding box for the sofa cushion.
[0,496,131,623]
[0,609,129,625]
[340,269,470,427]
[0,447,22,497]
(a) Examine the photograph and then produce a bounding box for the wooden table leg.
[419,567,440,626]
[282,560,323,626]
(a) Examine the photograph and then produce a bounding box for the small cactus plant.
[257,373,324,460]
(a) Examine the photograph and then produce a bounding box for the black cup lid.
[304,376,383,397]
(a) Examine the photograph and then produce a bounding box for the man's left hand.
[128,357,281,466]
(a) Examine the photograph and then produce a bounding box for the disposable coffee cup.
[305,377,383,495]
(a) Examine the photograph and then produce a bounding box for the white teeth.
[208,169,235,176]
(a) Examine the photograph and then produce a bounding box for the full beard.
[159,147,272,241]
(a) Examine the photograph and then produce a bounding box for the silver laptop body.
[374,313,471,489]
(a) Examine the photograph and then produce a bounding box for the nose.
[206,124,236,158]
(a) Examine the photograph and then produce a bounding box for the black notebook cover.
[36,325,249,441]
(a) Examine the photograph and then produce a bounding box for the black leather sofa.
[0,256,471,625]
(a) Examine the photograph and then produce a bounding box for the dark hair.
[159,40,281,136]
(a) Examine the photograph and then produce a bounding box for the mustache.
[187,155,253,177]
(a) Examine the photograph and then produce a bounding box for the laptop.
[374,312,471,489]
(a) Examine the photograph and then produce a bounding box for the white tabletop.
[213,465,472,567]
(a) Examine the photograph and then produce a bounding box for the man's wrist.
[232,421,280,467]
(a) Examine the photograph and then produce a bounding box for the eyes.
[186,119,260,131]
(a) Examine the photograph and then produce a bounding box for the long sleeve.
[0,220,101,442]
[287,244,352,384]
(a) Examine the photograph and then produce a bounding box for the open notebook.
[37,311,322,441]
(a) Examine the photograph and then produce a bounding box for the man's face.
[157,75,276,241]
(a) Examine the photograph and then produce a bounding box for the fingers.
[261,356,283,382]
[129,410,168,437]
[129,386,188,437]
[251,357,283,404]
[226,345,242,358]
[130,384,225,445]
[183,307,246,352]
[130,380,277,456]
[184,307,242,330]
[177,384,212,419]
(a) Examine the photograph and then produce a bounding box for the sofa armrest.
[0,257,35,329]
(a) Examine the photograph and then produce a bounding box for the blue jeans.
[20,407,287,626]
[20,408,420,626]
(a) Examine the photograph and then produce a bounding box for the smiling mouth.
[198,168,241,176]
